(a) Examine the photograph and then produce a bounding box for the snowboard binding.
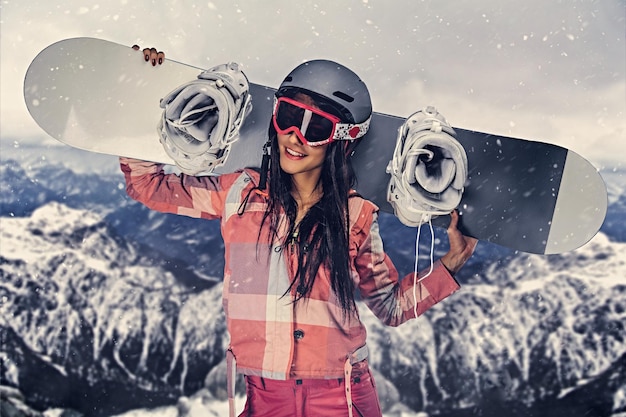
[387,106,468,227]
[158,62,252,175]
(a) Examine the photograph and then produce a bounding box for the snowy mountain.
[361,231,626,416]
[601,169,626,244]
[0,202,229,415]
[1,158,225,280]
[1,151,625,416]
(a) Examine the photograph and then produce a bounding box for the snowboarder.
[122,47,477,417]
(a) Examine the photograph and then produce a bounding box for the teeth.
[286,148,305,157]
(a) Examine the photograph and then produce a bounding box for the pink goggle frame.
[272,96,370,147]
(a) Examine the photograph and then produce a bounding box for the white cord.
[413,213,435,318]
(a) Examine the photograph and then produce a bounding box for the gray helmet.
[277,59,372,125]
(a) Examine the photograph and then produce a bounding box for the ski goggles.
[272,96,370,147]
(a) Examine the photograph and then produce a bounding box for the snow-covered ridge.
[1,203,227,415]
[1,201,625,416]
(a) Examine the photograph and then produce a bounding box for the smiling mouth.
[286,147,306,157]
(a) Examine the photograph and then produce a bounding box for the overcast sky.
[1,0,624,168]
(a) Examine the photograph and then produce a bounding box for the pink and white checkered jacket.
[120,157,460,380]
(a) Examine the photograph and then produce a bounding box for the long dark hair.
[259,120,358,315]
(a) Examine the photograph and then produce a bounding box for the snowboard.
[23,37,608,255]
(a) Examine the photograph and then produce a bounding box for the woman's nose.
[288,130,304,145]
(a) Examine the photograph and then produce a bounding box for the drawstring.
[344,359,354,417]
[257,138,271,196]
[344,345,369,417]
[227,349,237,417]
[413,213,435,318]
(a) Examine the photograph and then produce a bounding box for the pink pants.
[238,369,383,417]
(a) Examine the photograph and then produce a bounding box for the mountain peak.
[28,201,103,235]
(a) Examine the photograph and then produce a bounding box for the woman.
[123,48,476,417]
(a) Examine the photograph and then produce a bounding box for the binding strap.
[386,106,468,227]
[158,62,252,175]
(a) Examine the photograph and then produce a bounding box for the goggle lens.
[273,97,339,146]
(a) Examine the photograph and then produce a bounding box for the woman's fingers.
[131,45,165,66]
[143,48,165,66]
[441,210,478,274]
[448,209,460,230]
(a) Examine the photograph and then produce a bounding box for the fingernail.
[145,55,149,62]
[152,59,156,66]
[158,58,163,65]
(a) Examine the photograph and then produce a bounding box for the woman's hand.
[131,45,165,66]
[441,210,478,275]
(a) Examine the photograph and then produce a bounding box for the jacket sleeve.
[351,206,460,327]
[120,157,230,220]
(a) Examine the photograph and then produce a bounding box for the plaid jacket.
[121,157,460,379]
